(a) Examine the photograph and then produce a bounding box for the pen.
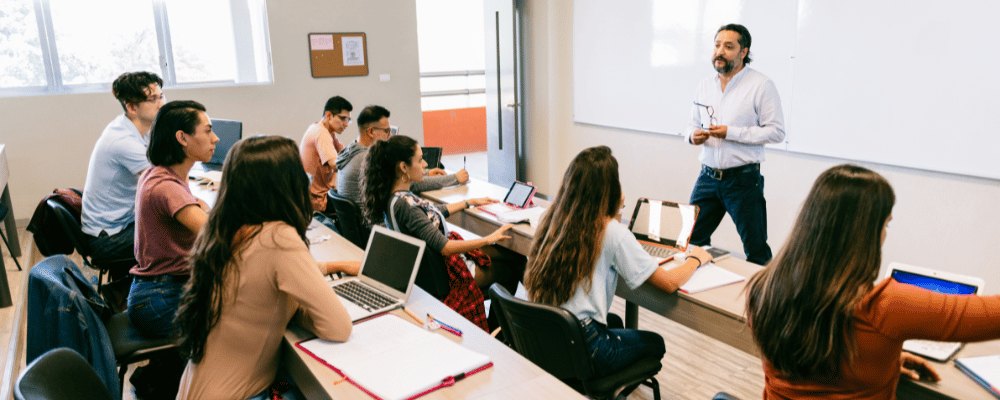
[463,156,466,170]
[403,307,424,324]
[427,313,463,337]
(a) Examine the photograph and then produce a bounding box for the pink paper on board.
[310,34,334,50]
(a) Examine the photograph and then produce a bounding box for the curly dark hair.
[361,135,418,226]
[111,71,163,111]
[174,135,313,363]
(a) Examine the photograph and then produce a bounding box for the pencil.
[403,307,424,324]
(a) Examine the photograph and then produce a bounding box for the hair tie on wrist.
[688,255,702,268]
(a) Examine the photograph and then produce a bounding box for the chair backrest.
[16,347,115,400]
[488,284,597,381]
[328,192,371,249]
[45,199,92,264]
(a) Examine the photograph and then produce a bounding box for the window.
[0,0,272,97]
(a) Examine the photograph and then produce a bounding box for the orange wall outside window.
[422,107,487,154]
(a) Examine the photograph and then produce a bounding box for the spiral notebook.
[296,314,492,400]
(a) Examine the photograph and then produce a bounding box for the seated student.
[361,135,523,331]
[127,100,217,399]
[300,96,352,214]
[336,105,469,209]
[746,164,1000,399]
[81,71,164,281]
[523,146,712,378]
[174,136,355,400]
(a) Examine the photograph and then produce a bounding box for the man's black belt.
[702,163,760,180]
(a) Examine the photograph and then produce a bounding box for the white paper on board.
[342,36,365,66]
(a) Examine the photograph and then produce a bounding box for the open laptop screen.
[361,229,423,293]
[891,270,978,295]
[207,119,242,167]
[629,199,696,249]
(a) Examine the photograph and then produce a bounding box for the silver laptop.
[627,198,699,264]
[329,226,426,322]
[884,262,985,362]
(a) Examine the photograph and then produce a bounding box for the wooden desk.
[284,221,583,400]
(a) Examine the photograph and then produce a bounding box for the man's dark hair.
[717,24,753,65]
[147,100,207,166]
[323,96,353,116]
[357,105,391,131]
[111,71,163,112]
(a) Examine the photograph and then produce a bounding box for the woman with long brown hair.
[174,136,356,400]
[524,145,712,377]
[746,164,1000,399]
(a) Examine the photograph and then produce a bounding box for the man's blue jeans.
[689,164,772,265]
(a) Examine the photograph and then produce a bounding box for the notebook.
[476,181,537,217]
[955,354,1000,398]
[202,119,242,170]
[296,314,492,400]
[329,226,426,322]
[883,262,985,362]
[627,198,698,264]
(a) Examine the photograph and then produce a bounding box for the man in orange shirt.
[300,96,352,213]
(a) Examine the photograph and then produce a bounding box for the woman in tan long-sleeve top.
[746,164,1000,400]
[174,136,357,400]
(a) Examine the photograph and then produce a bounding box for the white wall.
[0,0,423,222]
[523,1,1000,292]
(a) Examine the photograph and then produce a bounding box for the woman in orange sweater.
[746,164,1000,399]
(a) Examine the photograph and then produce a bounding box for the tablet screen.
[891,270,978,295]
[504,182,534,207]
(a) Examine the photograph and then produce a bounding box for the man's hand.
[900,352,941,382]
[691,130,710,145]
[456,169,470,184]
[427,168,447,177]
[707,125,728,139]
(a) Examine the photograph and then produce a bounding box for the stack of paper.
[496,206,546,225]
[955,354,1000,398]
[297,315,491,400]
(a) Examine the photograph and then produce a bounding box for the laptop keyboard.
[641,243,679,259]
[903,339,962,361]
[332,280,396,311]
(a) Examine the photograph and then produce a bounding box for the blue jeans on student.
[581,315,666,378]
[84,222,138,281]
[689,164,772,265]
[127,275,187,338]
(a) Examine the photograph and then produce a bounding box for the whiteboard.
[573,0,1000,180]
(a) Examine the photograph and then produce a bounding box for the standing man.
[300,96,352,213]
[686,24,785,265]
[82,71,164,281]
[336,105,468,207]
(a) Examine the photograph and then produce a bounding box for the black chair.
[0,202,21,270]
[16,347,115,400]
[328,192,371,249]
[489,284,661,400]
[45,199,131,287]
[105,312,181,396]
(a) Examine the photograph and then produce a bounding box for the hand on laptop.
[427,168,447,177]
[321,261,361,276]
[455,169,470,184]
[685,245,714,267]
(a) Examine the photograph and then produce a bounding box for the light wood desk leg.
[625,301,639,329]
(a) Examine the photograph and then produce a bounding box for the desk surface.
[423,177,1000,400]
[285,221,583,400]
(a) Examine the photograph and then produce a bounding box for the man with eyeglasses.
[335,105,469,213]
[81,71,165,282]
[685,24,785,266]
[300,95,353,213]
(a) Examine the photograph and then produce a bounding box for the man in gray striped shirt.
[685,24,785,266]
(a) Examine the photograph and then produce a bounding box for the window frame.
[0,0,272,98]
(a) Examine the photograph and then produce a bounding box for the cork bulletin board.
[308,32,368,78]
